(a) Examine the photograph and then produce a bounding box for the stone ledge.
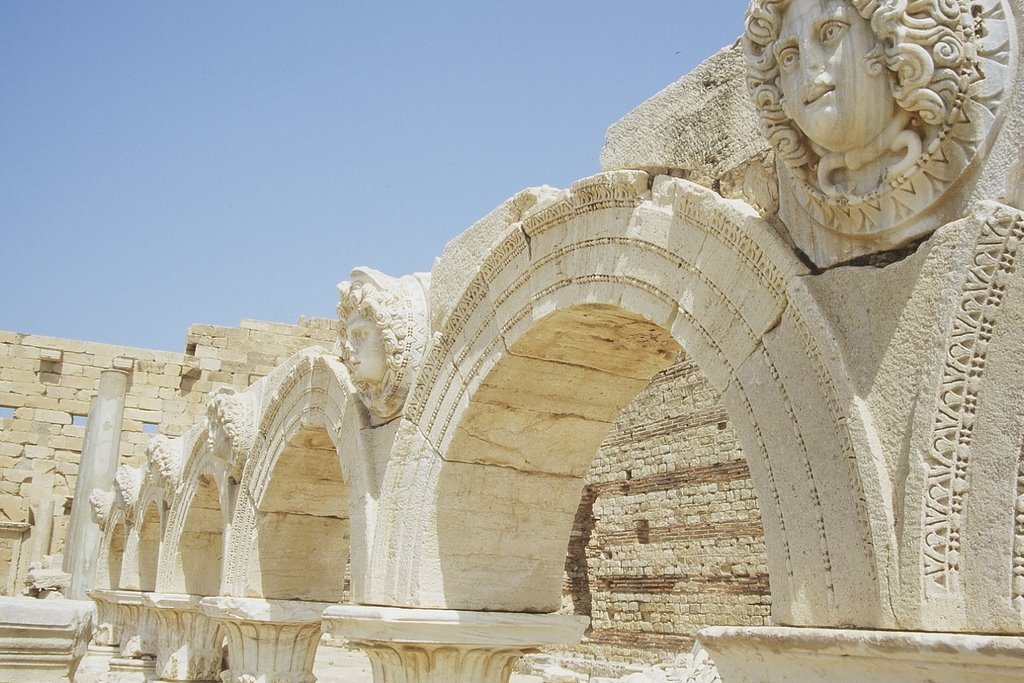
[323,605,589,647]
[699,626,1024,683]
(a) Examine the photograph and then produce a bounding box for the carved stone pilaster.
[322,605,589,683]
[198,597,331,683]
[145,594,222,682]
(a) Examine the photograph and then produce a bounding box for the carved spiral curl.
[743,0,972,180]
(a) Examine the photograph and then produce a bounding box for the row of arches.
[93,173,1024,655]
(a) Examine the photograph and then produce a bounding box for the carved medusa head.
[744,0,974,199]
[336,268,430,425]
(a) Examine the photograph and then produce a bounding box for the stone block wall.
[557,353,771,668]
[0,317,336,594]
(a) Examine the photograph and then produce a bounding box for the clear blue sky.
[1,2,749,352]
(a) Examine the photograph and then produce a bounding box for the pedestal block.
[699,626,1024,683]
[199,597,331,683]
[0,597,95,683]
[322,605,589,683]
[145,594,222,682]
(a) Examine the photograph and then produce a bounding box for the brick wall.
[0,317,336,594]
[557,353,771,668]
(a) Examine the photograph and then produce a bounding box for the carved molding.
[923,204,1024,593]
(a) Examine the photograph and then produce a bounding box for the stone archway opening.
[435,303,680,612]
[96,520,126,591]
[249,425,349,602]
[562,351,772,661]
[170,471,224,595]
[119,501,162,592]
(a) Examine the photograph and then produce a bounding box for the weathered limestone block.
[199,597,331,683]
[699,626,1024,683]
[599,43,771,198]
[0,596,95,683]
[323,605,588,683]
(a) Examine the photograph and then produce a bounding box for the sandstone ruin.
[3,0,1024,681]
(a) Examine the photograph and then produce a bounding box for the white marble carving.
[144,434,182,498]
[744,0,1013,265]
[112,466,143,524]
[337,267,430,425]
[89,489,114,530]
[206,387,257,481]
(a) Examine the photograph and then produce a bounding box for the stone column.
[29,497,54,563]
[146,594,222,682]
[64,369,129,600]
[199,597,332,683]
[698,626,1024,683]
[322,605,589,683]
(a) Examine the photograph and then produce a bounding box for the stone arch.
[367,172,898,628]
[94,510,127,591]
[121,498,162,592]
[220,351,365,603]
[157,425,231,595]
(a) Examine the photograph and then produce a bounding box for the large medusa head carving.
[744,0,1011,255]
[337,268,430,425]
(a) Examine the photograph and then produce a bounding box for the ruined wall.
[558,353,771,669]
[0,317,337,594]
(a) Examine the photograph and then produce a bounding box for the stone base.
[75,644,120,683]
[98,656,158,683]
[0,597,96,683]
[323,605,589,683]
[698,626,1024,683]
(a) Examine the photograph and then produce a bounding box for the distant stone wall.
[557,353,770,669]
[0,317,336,594]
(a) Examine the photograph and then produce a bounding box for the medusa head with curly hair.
[337,268,430,425]
[742,0,1009,253]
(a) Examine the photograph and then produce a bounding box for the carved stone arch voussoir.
[368,173,898,626]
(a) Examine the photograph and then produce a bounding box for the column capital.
[323,605,588,683]
[199,597,331,683]
[144,593,221,682]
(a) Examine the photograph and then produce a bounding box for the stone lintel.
[699,626,1024,683]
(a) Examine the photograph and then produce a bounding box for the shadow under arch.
[368,172,898,628]
[220,351,364,603]
[121,498,162,592]
[94,512,127,592]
